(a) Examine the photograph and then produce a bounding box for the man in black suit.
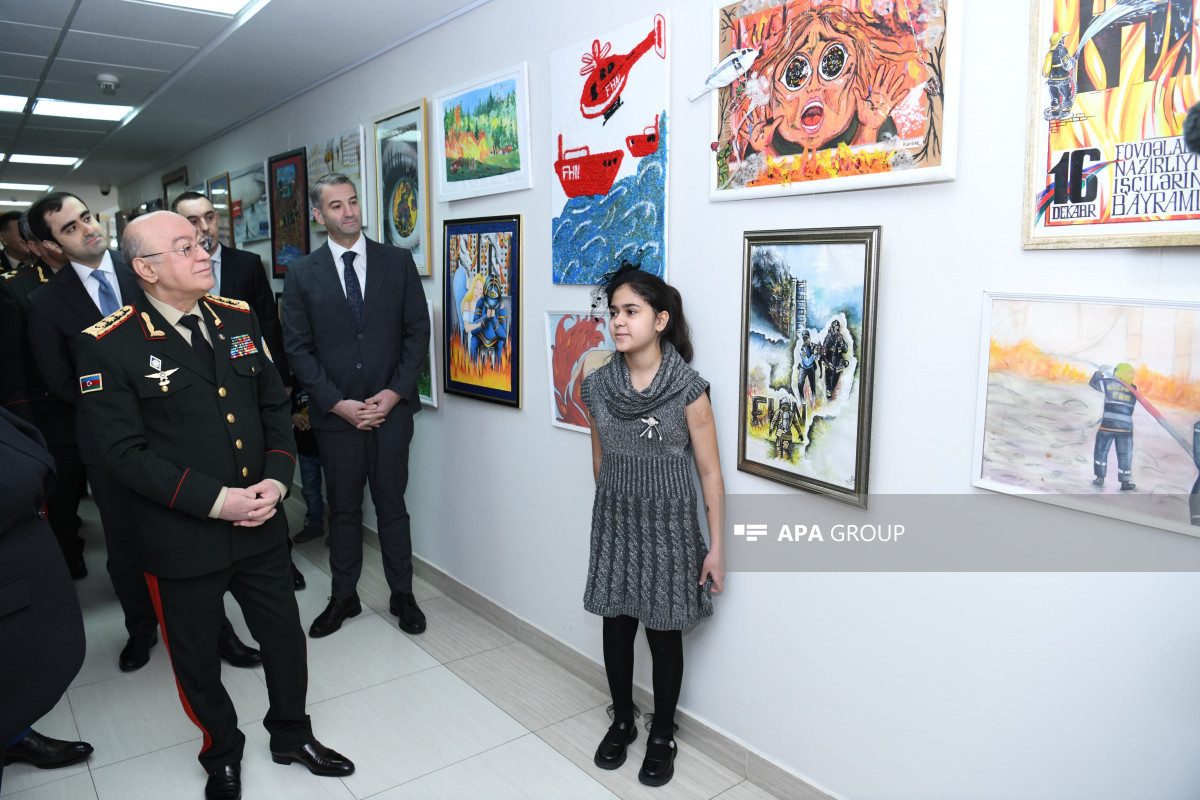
[282,173,430,638]
[171,192,289,386]
[0,407,92,788]
[76,211,352,800]
[26,193,259,671]
[26,192,160,670]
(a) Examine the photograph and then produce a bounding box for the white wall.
[119,2,1200,798]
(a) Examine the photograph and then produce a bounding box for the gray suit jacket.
[281,237,429,431]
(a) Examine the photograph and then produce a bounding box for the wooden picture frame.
[1022,0,1200,249]
[267,149,309,278]
[207,172,234,249]
[432,63,533,203]
[443,215,521,407]
[737,226,881,508]
[374,99,431,276]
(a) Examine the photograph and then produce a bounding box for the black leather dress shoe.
[389,591,426,634]
[638,733,678,786]
[271,739,355,776]
[2,729,93,768]
[218,632,262,668]
[118,631,158,672]
[308,595,361,638]
[593,718,637,769]
[205,763,241,800]
[292,562,306,591]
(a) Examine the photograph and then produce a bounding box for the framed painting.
[738,226,880,507]
[709,0,959,200]
[162,166,188,209]
[1022,1,1200,249]
[307,124,366,234]
[230,161,270,243]
[207,172,234,248]
[545,311,615,432]
[973,293,1200,537]
[267,149,309,278]
[443,215,521,407]
[419,300,439,408]
[551,13,669,284]
[374,100,431,275]
[432,63,533,202]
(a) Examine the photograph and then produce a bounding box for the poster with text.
[1023,0,1200,248]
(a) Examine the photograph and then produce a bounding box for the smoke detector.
[96,73,120,96]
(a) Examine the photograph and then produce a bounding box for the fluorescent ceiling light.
[0,201,32,207]
[10,154,80,166]
[0,95,26,114]
[0,182,50,191]
[32,98,131,122]
[137,0,255,13]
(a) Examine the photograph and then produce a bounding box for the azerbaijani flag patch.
[80,374,103,393]
[229,334,259,358]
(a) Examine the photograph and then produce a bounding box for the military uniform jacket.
[75,293,296,579]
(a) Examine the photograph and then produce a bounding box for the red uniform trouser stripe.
[143,573,213,756]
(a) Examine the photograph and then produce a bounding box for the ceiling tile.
[59,30,197,73]
[0,0,77,28]
[0,76,38,100]
[73,0,230,49]
[0,52,48,81]
[0,22,62,57]
[37,80,151,106]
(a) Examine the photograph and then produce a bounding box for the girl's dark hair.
[597,262,693,363]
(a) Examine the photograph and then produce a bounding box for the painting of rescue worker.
[1023,0,1200,249]
[545,311,616,433]
[737,227,880,507]
[442,215,521,407]
[711,0,957,200]
[973,294,1200,537]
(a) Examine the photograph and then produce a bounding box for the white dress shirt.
[327,234,368,299]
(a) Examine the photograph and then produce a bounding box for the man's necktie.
[179,314,215,378]
[342,251,363,328]
[90,270,119,316]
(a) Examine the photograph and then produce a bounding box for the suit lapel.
[55,263,103,324]
[313,244,356,328]
[360,238,388,331]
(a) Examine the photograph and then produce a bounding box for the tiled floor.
[1,497,779,800]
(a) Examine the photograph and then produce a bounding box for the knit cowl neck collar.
[595,340,693,419]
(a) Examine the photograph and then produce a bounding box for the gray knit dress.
[580,341,714,631]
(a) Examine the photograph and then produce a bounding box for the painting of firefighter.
[443,215,522,407]
[738,227,880,507]
[974,294,1200,536]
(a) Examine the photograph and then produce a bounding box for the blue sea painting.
[551,113,668,285]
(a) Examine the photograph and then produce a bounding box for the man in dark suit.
[172,191,305,594]
[76,211,352,800]
[26,192,259,671]
[26,192,160,670]
[282,173,430,638]
[0,407,92,789]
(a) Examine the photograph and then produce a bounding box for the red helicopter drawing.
[579,14,666,123]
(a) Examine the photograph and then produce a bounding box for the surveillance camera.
[96,73,120,96]
[100,184,111,196]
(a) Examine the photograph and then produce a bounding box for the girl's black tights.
[602,614,683,736]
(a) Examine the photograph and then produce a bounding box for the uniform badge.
[80,374,103,393]
[145,356,178,390]
[229,334,259,358]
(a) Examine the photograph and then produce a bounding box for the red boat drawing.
[555,134,624,198]
[579,14,666,122]
[625,114,660,157]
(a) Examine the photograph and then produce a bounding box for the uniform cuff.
[209,486,229,519]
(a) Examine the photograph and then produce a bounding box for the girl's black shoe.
[637,733,677,786]
[593,719,637,769]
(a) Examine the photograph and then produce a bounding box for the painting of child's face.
[770,17,858,150]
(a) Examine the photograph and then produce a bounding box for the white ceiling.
[0,0,488,200]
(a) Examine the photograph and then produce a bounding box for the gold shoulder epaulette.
[83,306,134,338]
[205,294,249,312]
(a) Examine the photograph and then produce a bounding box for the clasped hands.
[219,480,281,527]
[332,389,401,431]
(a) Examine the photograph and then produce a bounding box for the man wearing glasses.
[75,210,352,800]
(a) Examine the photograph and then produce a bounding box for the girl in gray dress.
[580,265,725,787]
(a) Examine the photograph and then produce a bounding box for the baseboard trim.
[411,554,838,800]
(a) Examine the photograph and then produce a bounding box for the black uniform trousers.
[88,465,157,639]
[315,414,415,599]
[43,440,85,559]
[145,538,310,772]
